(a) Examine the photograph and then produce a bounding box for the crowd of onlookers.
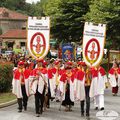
[0,53,28,66]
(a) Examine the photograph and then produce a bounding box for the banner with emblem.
[27,17,50,59]
[62,43,74,61]
[83,22,106,67]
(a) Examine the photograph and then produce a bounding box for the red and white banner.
[27,17,50,59]
[83,22,106,67]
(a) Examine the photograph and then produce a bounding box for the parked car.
[5,51,14,55]
[2,50,14,58]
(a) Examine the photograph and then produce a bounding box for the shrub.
[0,62,14,93]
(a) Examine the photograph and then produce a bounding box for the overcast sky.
[26,0,40,4]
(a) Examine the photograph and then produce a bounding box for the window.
[20,42,25,47]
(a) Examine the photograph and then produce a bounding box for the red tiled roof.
[0,29,27,39]
[0,7,28,20]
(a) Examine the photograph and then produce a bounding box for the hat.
[65,66,72,70]
[42,60,48,66]
[18,61,24,66]
[77,61,82,65]
[54,60,60,65]
[66,61,73,66]
[81,61,86,66]
[36,59,43,63]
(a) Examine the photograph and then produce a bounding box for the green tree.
[0,0,26,11]
[84,0,120,50]
[44,0,90,42]
[0,0,45,17]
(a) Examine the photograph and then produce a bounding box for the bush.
[0,62,14,93]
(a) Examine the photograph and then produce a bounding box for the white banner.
[83,22,106,67]
[27,17,50,59]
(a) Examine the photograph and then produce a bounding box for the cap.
[18,61,24,66]
[36,59,43,63]
[54,60,60,65]
[81,61,86,66]
[77,61,82,65]
[66,61,73,66]
[42,60,48,66]
[65,66,72,70]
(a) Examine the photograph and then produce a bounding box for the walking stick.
[59,93,63,111]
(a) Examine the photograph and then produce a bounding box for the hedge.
[0,62,14,93]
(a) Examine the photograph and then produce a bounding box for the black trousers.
[81,86,90,115]
[35,86,45,114]
[17,85,28,110]
[46,79,51,107]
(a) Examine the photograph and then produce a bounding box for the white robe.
[59,80,75,102]
[118,74,120,87]
[97,73,107,95]
[48,77,56,97]
[30,74,45,94]
[12,78,29,98]
[74,77,85,101]
[108,74,117,87]
[89,73,107,98]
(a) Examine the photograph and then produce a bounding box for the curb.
[0,99,17,108]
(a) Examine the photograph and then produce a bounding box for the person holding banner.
[108,62,119,96]
[12,61,30,112]
[80,62,91,117]
[30,60,47,117]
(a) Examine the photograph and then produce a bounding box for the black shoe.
[95,107,98,110]
[56,100,60,102]
[40,109,43,114]
[24,106,27,111]
[112,93,115,96]
[100,107,104,110]
[36,114,40,117]
[18,110,22,112]
[46,105,50,108]
[86,113,90,117]
[81,113,84,117]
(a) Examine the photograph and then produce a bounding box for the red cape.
[99,67,106,76]
[60,72,74,83]
[75,69,84,81]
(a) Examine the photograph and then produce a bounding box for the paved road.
[0,88,120,120]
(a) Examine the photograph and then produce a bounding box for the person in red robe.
[80,62,91,117]
[90,65,107,111]
[108,62,119,96]
[30,59,47,117]
[59,65,75,112]
[12,61,30,112]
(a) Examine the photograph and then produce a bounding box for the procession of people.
[12,57,120,118]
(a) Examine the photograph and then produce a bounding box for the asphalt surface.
[0,88,120,120]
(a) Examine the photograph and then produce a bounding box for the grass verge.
[0,92,16,104]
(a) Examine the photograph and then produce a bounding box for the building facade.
[0,7,27,52]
